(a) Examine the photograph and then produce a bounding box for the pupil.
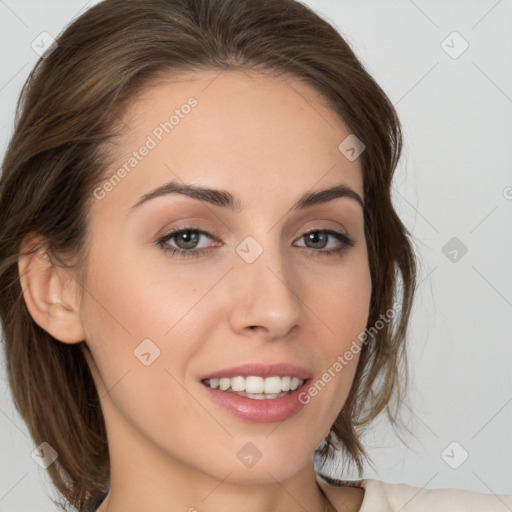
[307,232,327,249]
[177,231,199,249]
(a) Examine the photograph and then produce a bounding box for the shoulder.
[361,478,512,511]
[316,473,512,512]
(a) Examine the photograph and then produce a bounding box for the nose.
[228,243,303,341]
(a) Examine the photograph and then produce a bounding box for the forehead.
[94,69,364,217]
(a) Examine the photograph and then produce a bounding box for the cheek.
[313,256,372,344]
[304,256,371,407]
[79,242,220,412]
[79,252,206,445]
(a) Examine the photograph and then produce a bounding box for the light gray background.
[1,0,511,510]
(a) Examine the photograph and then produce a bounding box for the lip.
[201,378,311,423]
[199,362,313,381]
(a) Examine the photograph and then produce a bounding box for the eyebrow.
[129,180,365,214]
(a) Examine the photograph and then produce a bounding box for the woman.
[0,1,510,511]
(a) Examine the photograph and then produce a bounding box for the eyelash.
[157,225,355,260]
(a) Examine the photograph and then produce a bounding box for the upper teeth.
[205,376,304,394]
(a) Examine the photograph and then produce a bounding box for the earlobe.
[18,234,86,344]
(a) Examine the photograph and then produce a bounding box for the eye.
[156,226,355,259]
[294,229,355,256]
[157,226,217,259]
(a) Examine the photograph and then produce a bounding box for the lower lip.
[201,381,310,423]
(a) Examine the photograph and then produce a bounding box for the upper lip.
[199,363,313,381]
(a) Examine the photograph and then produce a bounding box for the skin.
[19,69,370,512]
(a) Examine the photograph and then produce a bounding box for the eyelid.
[158,225,221,247]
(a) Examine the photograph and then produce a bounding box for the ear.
[18,233,86,344]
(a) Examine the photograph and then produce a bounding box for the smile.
[202,375,305,400]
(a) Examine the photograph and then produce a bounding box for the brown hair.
[0,0,417,510]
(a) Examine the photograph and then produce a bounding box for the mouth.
[198,363,312,423]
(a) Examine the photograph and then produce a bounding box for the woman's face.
[79,69,371,483]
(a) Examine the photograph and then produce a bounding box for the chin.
[195,438,314,484]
